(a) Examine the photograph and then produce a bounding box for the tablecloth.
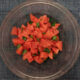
[0,0,80,80]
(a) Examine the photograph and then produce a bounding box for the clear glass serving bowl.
[0,0,80,80]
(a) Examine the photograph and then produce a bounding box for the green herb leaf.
[49,17,53,22]
[32,54,37,56]
[51,22,56,26]
[17,44,21,49]
[36,22,40,28]
[22,50,27,55]
[29,21,33,24]
[52,36,57,40]
[42,32,46,35]
[23,36,27,41]
[37,38,40,41]
[30,35,33,38]
[44,48,50,53]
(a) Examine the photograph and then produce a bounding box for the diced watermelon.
[11,14,63,64]
[16,46,23,55]
[12,38,18,46]
[18,28,23,39]
[27,25,34,31]
[46,22,51,27]
[22,53,27,60]
[53,29,59,36]
[27,38,33,42]
[52,47,59,54]
[23,41,31,49]
[34,56,44,64]
[33,29,42,38]
[31,42,39,49]
[30,14,38,23]
[18,27,21,32]
[44,29,53,39]
[40,15,49,24]
[37,32,42,38]
[31,48,38,54]
[18,39,24,44]
[56,35,59,41]
[32,23,36,27]
[52,23,60,29]
[23,52,34,63]
[40,39,52,48]
[12,38,24,46]
[40,23,48,32]
[55,23,60,29]
[55,41,63,51]
[21,24,26,29]
[21,30,29,38]
[38,46,44,52]
[49,52,53,59]
[40,52,48,60]
[11,26,18,35]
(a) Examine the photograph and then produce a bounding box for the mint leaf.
[44,48,50,53]
[23,36,27,41]
[17,44,21,49]
[36,22,40,28]
[22,50,27,55]
[29,21,33,24]
[52,36,57,41]
[51,22,56,26]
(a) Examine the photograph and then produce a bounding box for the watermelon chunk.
[56,41,63,51]
[11,26,18,35]
[23,52,34,63]
[16,46,23,55]
[34,56,44,64]
[30,14,38,23]
[49,52,53,59]
[40,52,48,60]
[52,47,59,54]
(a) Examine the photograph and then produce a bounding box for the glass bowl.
[0,0,80,80]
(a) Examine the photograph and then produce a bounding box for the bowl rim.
[0,0,80,80]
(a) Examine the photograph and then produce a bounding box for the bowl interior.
[2,2,78,77]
